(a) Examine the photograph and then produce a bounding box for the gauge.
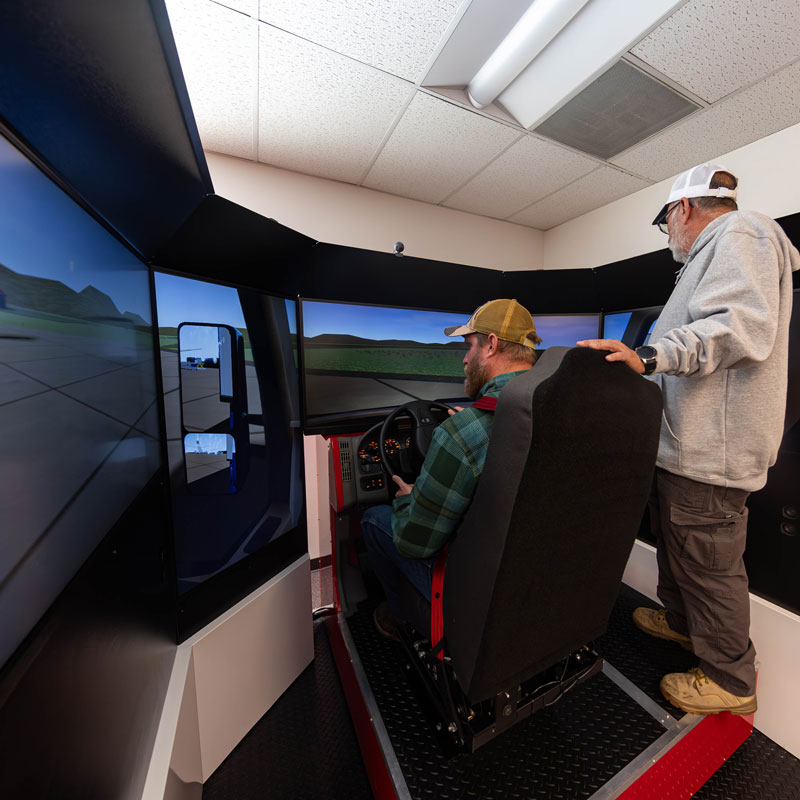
[384,437,400,456]
[403,435,411,450]
[357,440,381,464]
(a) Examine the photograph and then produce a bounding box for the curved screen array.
[299,299,601,426]
[0,133,161,668]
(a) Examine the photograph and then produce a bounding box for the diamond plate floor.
[202,584,800,800]
[348,583,800,800]
[348,604,667,799]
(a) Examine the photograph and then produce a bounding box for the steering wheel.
[379,400,453,485]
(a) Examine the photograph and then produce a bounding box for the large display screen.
[533,313,601,346]
[300,300,601,423]
[0,133,161,668]
[300,300,470,421]
[154,272,304,597]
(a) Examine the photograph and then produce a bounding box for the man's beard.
[668,228,690,263]
[464,356,489,400]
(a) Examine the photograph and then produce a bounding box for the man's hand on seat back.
[392,475,413,496]
[576,339,645,374]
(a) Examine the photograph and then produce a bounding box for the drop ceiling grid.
[256,24,416,184]
[256,0,465,82]
[632,0,800,103]
[509,166,652,230]
[442,135,599,220]
[165,0,257,160]
[213,0,258,16]
[612,58,800,181]
[362,92,522,204]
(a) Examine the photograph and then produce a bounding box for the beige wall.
[205,152,544,271]
[544,120,800,271]
[209,121,800,276]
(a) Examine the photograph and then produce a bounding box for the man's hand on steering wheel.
[380,399,453,485]
[392,475,413,497]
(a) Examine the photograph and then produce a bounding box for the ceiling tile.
[166,0,257,159]
[632,0,800,103]
[257,0,463,82]
[257,26,414,184]
[443,135,597,219]
[509,166,651,230]
[611,59,800,181]
[363,92,521,204]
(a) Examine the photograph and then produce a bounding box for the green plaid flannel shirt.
[391,370,527,559]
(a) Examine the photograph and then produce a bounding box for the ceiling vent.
[532,60,700,160]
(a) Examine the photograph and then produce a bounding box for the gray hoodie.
[649,210,800,491]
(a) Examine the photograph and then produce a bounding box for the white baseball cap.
[652,162,738,227]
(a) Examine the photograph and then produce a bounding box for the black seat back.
[443,346,662,702]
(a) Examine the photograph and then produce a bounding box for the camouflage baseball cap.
[444,298,541,349]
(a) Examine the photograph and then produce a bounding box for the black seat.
[395,346,662,749]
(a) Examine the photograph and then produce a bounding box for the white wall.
[205,152,544,271]
[303,435,331,562]
[544,121,800,270]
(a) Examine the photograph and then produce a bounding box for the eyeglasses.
[656,202,680,234]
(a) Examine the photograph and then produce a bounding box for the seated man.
[361,298,540,639]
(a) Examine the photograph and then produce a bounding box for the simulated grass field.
[302,334,466,379]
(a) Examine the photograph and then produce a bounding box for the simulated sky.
[154,271,296,333]
[0,134,152,320]
[302,301,469,344]
[303,301,599,347]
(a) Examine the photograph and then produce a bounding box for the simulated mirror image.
[153,272,303,594]
[0,133,161,667]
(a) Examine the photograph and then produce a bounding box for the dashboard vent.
[339,439,353,483]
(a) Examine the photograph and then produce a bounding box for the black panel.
[0,0,210,259]
[595,247,678,311]
[502,267,599,312]
[304,243,501,314]
[744,288,800,615]
[155,195,315,297]
[0,475,177,800]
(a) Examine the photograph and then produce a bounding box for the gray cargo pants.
[649,468,756,697]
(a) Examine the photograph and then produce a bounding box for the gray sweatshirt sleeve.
[653,230,780,377]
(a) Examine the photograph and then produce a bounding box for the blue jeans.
[361,504,433,620]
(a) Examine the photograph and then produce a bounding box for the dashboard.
[357,434,410,465]
[355,415,414,497]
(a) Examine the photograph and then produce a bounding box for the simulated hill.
[0,262,148,327]
[303,333,466,349]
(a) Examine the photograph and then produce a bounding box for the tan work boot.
[660,668,757,715]
[633,607,693,651]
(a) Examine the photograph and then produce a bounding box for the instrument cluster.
[357,435,412,466]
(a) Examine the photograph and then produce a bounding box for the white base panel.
[622,539,800,759]
[141,555,313,798]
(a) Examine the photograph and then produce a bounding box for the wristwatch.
[635,345,658,376]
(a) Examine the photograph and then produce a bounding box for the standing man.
[362,299,540,640]
[579,162,799,714]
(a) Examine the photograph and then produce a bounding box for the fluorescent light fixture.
[497,0,687,129]
[467,0,591,109]
[456,0,687,128]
